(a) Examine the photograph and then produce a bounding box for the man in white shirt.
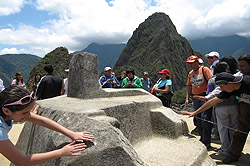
[205,51,220,74]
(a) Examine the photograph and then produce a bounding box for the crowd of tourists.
[0,52,249,165]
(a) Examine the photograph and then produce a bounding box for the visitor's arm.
[189,96,223,117]
[26,112,94,141]
[155,85,170,93]
[185,85,192,107]
[0,139,86,166]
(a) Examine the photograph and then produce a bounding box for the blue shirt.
[141,78,152,92]
[99,74,120,88]
[0,116,12,141]
[155,79,172,96]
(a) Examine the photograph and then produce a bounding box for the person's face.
[17,74,23,80]
[159,73,166,79]
[105,70,112,76]
[143,74,148,79]
[128,72,134,79]
[65,72,69,78]
[218,83,234,93]
[238,60,250,75]
[5,101,35,122]
[187,61,199,70]
[207,56,218,65]
[36,75,40,80]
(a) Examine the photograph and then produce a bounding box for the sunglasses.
[3,92,35,107]
[207,56,214,59]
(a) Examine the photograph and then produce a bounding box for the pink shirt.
[11,79,25,86]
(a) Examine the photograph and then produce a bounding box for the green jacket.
[121,76,143,88]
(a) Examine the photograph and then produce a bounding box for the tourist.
[184,55,213,149]
[117,71,126,85]
[0,85,94,165]
[36,65,62,100]
[205,51,220,74]
[11,72,25,87]
[61,69,69,95]
[30,73,41,94]
[186,72,250,164]
[238,54,250,75]
[99,67,120,88]
[151,69,173,107]
[192,61,239,156]
[121,69,142,88]
[141,71,152,92]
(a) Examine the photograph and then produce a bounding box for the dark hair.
[126,69,135,75]
[0,85,34,118]
[13,72,24,84]
[238,54,250,65]
[44,64,54,74]
[34,73,41,83]
[214,62,229,75]
[220,56,238,74]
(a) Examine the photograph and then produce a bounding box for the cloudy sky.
[0,0,250,56]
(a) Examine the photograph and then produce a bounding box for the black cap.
[126,69,135,75]
[215,72,243,85]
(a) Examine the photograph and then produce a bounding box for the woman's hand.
[71,132,94,142]
[60,141,87,157]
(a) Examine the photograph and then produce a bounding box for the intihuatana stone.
[13,53,216,166]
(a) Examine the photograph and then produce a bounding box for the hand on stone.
[71,132,94,142]
[60,141,86,156]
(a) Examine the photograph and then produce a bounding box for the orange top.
[187,66,213,95]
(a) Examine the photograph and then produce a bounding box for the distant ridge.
[189,34,250,59]
[28,47,73,82]
[0,54,40,86]
[113,12,198,89]
[74,43,126,73]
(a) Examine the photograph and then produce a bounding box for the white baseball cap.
[104,67,112,71]
[205,51,220,58]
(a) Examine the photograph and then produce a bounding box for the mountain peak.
[114,12,195,89]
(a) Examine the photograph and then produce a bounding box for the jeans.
[193,98,213,146]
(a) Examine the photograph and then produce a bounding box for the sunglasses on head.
[207,56,214,59]
[3,92,35,107]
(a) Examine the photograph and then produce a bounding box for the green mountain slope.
[113,12,200,90]
[0,54,40,86]
[28,47,74,82]
[75,43,126,73]
[189,35,250,59]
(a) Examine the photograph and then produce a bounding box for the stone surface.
[67,52,106,99]
[13,53,216,166]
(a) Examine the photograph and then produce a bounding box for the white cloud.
[0,0,25,16]
[0,47,26,54]
[0,0,250,56]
